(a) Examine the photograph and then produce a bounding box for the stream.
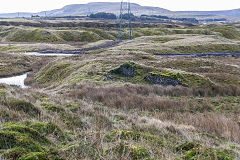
[26,52,75,56]
[0,72,29,88]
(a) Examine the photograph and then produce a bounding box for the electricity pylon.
[118,0,133,40]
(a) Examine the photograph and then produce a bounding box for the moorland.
[0,18,240,160]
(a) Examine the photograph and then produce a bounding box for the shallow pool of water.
[25,52,74,56]
[0,73,28,88]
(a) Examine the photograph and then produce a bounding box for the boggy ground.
[0,22,240,160]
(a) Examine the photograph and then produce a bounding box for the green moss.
[110,62,212,87]
[176,142,200,152]
[2,123,50,145]
[9,28,62,42]
[183,147,235,160]
[110,62,152,84]
[180,73,213,88]
[36,63,73,84]
[173,44,240,54]
[148,71,213,87]
[0,122,66,159]
[7,98,40,116]
[27,122,65,141]
[0,131,44,152]
[119,130,141,141]
[149,71,182,81]
[57,30,102,42]
[2,147,28,160]
[0,89,6,96]
[115,142,150,160]
[41,103,65,113]
[131,145,150,160]
[114,114,127,121]
[88,28,115,40]
[19,152,48,160]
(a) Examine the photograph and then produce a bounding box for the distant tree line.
[201,18,227,22]
[89,12,199,23]
[140,15,199,23]
[90,12,117,19]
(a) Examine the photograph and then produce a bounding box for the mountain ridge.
[0,2,239,19]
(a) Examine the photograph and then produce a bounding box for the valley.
[0,17,240,160]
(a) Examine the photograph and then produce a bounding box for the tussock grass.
[0,22,240,159]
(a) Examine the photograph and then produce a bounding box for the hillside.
[0,2,172,18]
[178,8,240,18]
[43,2,172,16]
[0,19,240,159]
[0,2,239,20]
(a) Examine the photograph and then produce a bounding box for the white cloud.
[0,0,239,13]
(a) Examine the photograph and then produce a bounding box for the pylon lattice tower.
[118,0,133,40]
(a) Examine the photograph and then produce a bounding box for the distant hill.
[177,8,240,18]
[42,2,172,16]
[0,2,239,20]
[0,2,172,18]
[0,12,33,18]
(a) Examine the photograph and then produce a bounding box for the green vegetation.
[0,122,64,160]
[182,147,235,160]
[7,98,40,116]
[0,20,240,160]
[152,37,183,43]
[9,28,61,42]
[36,63,74,85]
[173,44,240,54]
[110,62,213,87]
[0,54,32,77]
[114,143,150,160]
[210,26,240,40]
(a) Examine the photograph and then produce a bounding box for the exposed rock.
[111,63,137,77]
[145,74,181,86]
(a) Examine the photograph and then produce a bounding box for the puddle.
[0,72,29,88]
[25,52,75,56]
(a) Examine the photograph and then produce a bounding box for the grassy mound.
[7,98,41,116]
[57,30,102,42]
[176,142,235,160]
[0,54,32,77]
[0,122,64,159]
[104,130,164,146]
[210,26,240,40]
[36,63,74,85]
[8,28,62,42]
[173,44,240,54]
[109,62,213,87]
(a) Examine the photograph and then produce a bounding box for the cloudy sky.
[0,0,239,13]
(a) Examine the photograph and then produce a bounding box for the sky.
[0,0,239,13]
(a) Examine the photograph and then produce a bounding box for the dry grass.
[156,112,240,143]
[0,22,240,159]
